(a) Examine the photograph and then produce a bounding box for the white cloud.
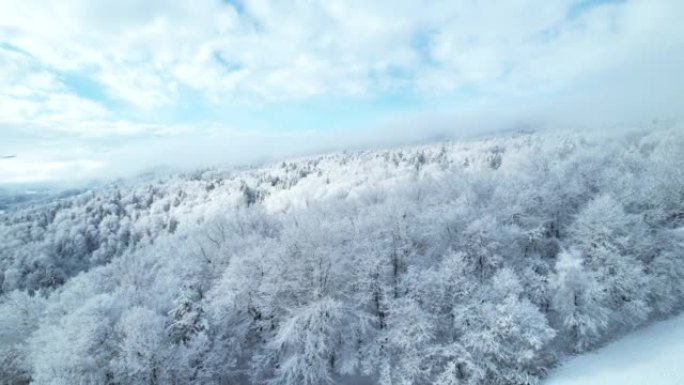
[0,0,682,184]
[2,0,681,107]
[0,47,112,128]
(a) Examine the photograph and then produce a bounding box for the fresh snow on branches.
[0,126,683,385]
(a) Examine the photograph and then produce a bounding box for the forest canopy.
[1,126,683,385]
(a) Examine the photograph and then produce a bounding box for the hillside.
[1,127,683,385]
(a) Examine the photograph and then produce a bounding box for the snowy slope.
[545,312,684,385]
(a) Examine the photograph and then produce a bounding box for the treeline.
[1,127,683,385]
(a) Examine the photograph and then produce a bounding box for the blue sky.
[0,0,682,184]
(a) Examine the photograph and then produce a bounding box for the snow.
[545,312,684,385]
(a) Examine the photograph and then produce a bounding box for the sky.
[0,0,683,185]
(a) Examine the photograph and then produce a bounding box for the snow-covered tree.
[168,287,206,345]
[569,195,650,327]
[265,298,355,385]
[551,249,609,352]
[0,291,45,385]
[112,307,171,385]
[29,294,121,385]
[456,268,555,384]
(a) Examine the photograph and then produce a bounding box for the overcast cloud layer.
[1,0,683,185]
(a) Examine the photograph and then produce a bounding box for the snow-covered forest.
[1,127,683,385]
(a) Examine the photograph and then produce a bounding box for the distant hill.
[0,187,85,212]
